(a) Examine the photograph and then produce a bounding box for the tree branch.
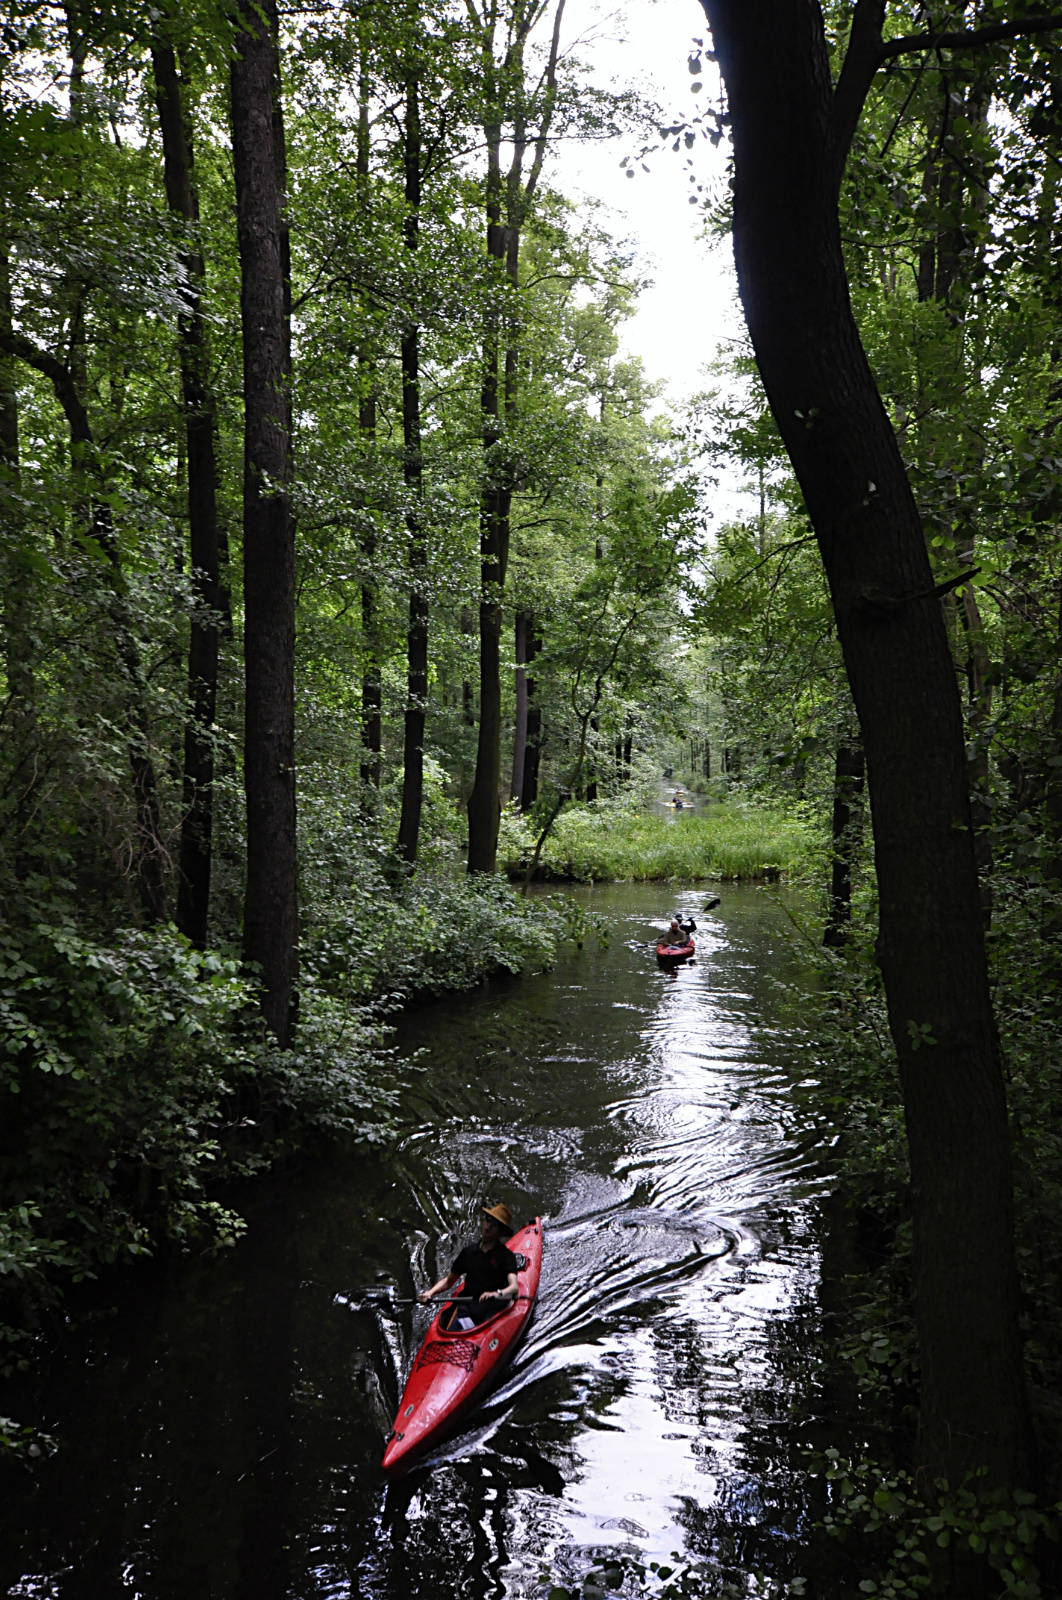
[831,0,886,183]
[523,0,566,208]
[829,5,1062,186]
[0,329,93,450]
[880,13,1062,61]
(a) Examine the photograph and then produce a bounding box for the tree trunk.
[466,0,564,871]
[521,621,541,809]
[466,171,511,872]
[0,326,169,918]
[511,610,529,802]
[230,0,297,1044]
[701,0,1033,1489]
[356,54,381,798]
[0,248,36,876]
[397,75,428,868]
[823,736,864,948]
[152,38,224,951]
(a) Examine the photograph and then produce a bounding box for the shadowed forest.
[3,1,1062,1596]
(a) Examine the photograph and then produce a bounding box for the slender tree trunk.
[356,51,381,798]
[701,0,1033,1488]
[823,736,864,948]
[467,0,564,872]
[461,602,476,728]
[0,329,169,917]
[511,610,529,802]
[230,0,297,1044]
[152,38,223,950]
[0,249,37,876]
[358,387,381,795]
[397,74,428,867]
[467,145,511,872]
[521,621,541,809]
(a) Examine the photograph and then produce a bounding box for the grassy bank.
[500,799,818,882]
[0,865,592,1454]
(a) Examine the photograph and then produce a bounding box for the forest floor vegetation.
[0,861,595,1456]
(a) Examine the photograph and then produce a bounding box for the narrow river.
[1,882,838,1600]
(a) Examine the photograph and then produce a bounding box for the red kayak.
[382,1217,543,1476]
[656,938,695,962]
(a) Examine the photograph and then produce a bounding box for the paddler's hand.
[418,1289,434,1305]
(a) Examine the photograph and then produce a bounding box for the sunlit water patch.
[0,884,836,1600]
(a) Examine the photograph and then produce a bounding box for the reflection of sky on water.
[0,883,834,1600]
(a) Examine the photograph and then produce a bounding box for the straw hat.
[481,1202,515,1236]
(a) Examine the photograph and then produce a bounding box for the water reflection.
[0,884,836,1600]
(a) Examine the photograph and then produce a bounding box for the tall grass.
[499,801,818,882]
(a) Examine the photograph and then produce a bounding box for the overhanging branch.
[880,13,1062,61]
[830,5,1062,184]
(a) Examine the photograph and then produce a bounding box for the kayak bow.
[382,1216,543,1476]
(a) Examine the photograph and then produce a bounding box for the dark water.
[0,883,839,1599]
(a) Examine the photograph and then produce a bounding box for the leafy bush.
[0,854,596,1445]
[0,899,392,1395]
[811,1452,1060,1600]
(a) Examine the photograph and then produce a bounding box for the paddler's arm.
[419,1271,459,1305]
[480,1270,520,1304]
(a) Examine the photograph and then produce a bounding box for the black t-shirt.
[452,1241,519,1302]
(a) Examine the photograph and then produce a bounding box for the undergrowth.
[0,853,598,1457]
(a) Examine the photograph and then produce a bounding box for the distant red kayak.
[656,938,695,962]
[382,1217,543,1476]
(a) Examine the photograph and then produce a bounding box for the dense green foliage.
[0,0,703,1432]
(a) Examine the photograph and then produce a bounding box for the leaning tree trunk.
[701,0,1033,1489]
[152,38,224,950]
[397,74,428,868]
[230,0,297,1044]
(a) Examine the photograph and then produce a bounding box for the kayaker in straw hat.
[419,1204,521,1330]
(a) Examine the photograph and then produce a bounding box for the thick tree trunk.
[823,736,864,948]
[230,0,297,1044]
[701,0,1033,1488]
[152,39,223,951]
[511,610,529,802]
[397,76,428,868]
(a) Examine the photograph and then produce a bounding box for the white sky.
[552,0,743,410]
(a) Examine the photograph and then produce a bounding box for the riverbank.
[500,797,818,882]
[0,868,595,1454]
[0,883,841,1596]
